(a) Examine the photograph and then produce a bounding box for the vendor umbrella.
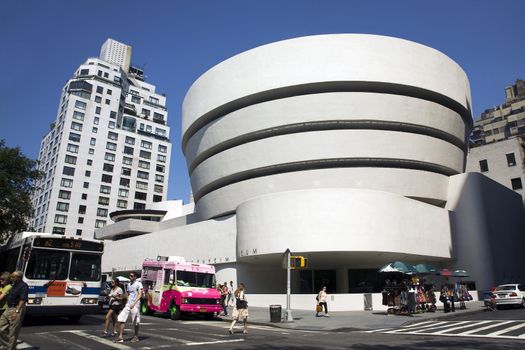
[414,263,439,275]
[379,261,418,275]
[452,270,470,277]
[440,268,453,277]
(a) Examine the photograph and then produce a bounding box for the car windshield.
[176,271,215,288]
[495,285,517,291]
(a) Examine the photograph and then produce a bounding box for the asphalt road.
[16,307,525,349]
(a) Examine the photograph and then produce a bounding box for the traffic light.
[290,256,308,269]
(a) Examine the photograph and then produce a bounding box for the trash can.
[269,305,282,322]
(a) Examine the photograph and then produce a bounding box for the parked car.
[492,284,525,308]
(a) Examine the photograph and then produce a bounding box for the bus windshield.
[25,249,69,280]
[70,253,101,281]
[176,271,215,288]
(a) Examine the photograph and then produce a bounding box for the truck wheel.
[204,312,215,320]
[169,303,181,320]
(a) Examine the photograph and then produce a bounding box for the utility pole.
[285,248,293,322]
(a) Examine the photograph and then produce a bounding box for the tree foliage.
[0,139,42,242]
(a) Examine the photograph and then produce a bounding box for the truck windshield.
[176,271,215,288]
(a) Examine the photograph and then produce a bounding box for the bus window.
[70,253,101,281]
[25,249,69,280]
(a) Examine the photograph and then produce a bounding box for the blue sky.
[1,0,524,203]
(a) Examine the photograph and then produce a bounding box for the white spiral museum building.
[98,34,525,310]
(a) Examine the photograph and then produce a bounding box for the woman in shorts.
[103,279,123,337]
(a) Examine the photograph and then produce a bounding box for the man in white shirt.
[115,273,143,343]
[226,281,234,306]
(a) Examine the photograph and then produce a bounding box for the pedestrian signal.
[290,256,308,269]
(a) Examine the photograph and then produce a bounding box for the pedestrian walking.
[0,272,12,318]
[228,283,248,334]
[226,281,234,306]
[316,286,329,317]
[0,271,28,350]
[103,278,124,337]
[115,272,143,343]
[220,282,228,316]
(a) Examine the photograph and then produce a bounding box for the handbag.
[236,298,248,309]
[316,304,322,312]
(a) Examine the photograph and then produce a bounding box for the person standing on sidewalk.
[0,271,28,350]
[316,286,329,317]
[115,273,143,343]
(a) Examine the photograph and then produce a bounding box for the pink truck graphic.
[140,256,222,320]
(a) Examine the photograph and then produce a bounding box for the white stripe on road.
[412,321,471,334]
[485,322,525,337]
[382,321,449,333]
[66,330,129,349]
[460,321,514,335]
[431,321,492,334]
[187,339,245,346]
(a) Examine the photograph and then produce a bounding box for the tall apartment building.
[30,38,171,238]
[466,79,525,203]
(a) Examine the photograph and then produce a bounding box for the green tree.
[0,139,42,242]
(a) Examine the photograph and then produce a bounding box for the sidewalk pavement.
[218,301,487,332]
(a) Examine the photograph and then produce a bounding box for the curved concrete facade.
[182,34,472,220]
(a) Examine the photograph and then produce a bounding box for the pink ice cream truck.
[140,256,222,320]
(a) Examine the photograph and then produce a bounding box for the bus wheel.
[169,303,181,320]
[141,302,153,316]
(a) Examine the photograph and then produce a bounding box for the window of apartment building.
[92,127,98,133]
[118,188,129,198]
[80,69,89,76]
[96,86,103,94]
[124,146,134,155]
[83,182,89,189]
[153,195,162,202]
[108,131,118,141]
[81,193,87,200]
[154,184,163,193]
[104,72,109,78]
[97,208,108,217]
[94,117,99,125]
[106,142,117,151]
[71,122,82,131]
[158,145,167,153]
[155,128,166,137]
[153,112,164,122]
[95,220,106,229]
[136,181,148,190]
[156,164,165,173]
[98,196,109,206]
[52,227,65,235]
[139,150,151,159]
[105,152,115,161]
[103,163,114,172]
[62,166,75,176]
[85,170,91,177]
[155,174,164,183]
[138,160,150,169]
[75,100,86,110]
[64,155,77,165]
[141,140,152,149]
[121,167,131,176]
[149,96,159,104]
[109,121,116,129]
[110,111,117,119]
[117,200,127,209]
[142,108,150,117]
[90,137,96,146]
[87,159,93,166]
[479,159,488,172]
[56,202,69,212]
[506,153,517,167]
[59,190,71,199]
[105,99,111,105]
[76,229,82,236]
[134,202,146,210]
[54,214,67,224]
[66,143,78,153]
[135,192,147,200]
[73,111,84,121]
[130,90,139,96]
[511,178,523,190]
[69,133,81,143]
[61,178,73,188]
[97,70,102,77]
[123,156,132,165]
[137,171,149,180]
[95,106,101,114]
[125,136,135,145]
[101,174,112,183]
[119,178,130,187]
[131,96,141,104]
[78,205,86,214]
[78,217,84,224]
[100,185,111,194]
[107,89,112,95]
[88,148,94,155]
[157,155,166,163]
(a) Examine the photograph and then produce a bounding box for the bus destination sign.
[33,237,103,252]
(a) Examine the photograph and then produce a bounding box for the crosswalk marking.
[366,320,525,340]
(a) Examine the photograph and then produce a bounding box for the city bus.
[0,232,104,321]
[141,256,222,320]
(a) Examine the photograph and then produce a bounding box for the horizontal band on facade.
[186,119,467,174]
[192,158,459,202]
[182,81,473,150]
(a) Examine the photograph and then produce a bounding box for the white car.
[492,284,525,308]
